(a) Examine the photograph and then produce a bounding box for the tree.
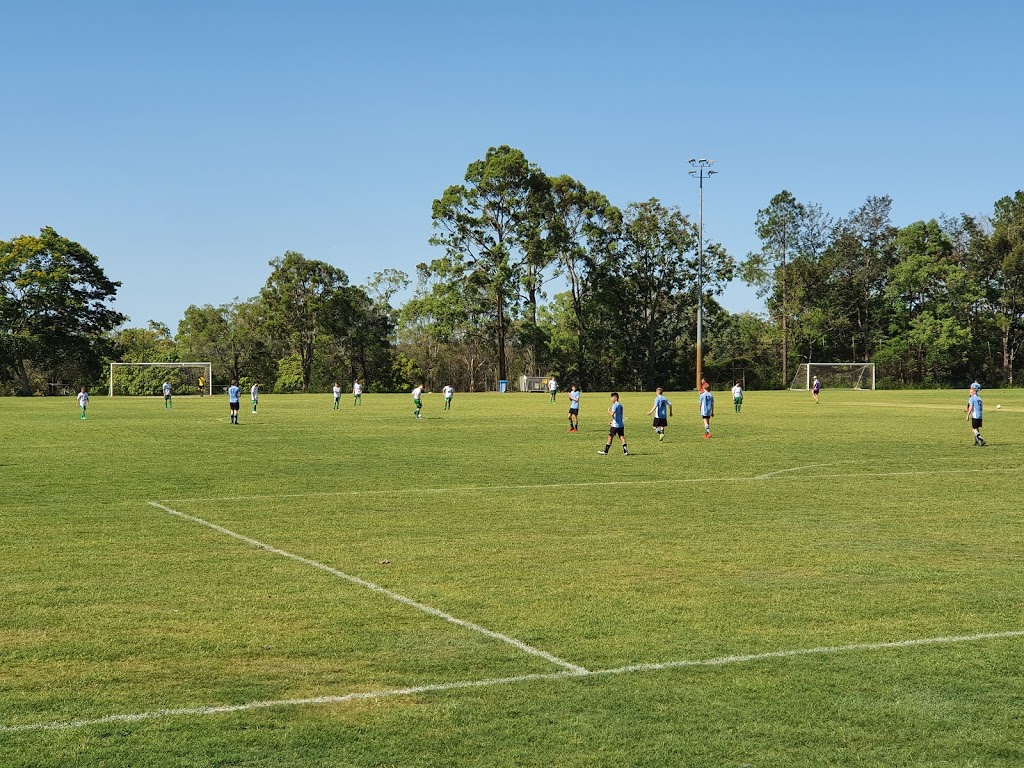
[430,146,550,383]
[591,198,731,390]
[0,227,125,394]
[260,252,351,391]
[545,174,621,387]
[740,191,807,387]
[176,299,276,385]
[989,192,1024,383]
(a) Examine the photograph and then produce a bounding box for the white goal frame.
[109,362,213,397]
[790,362,876,391]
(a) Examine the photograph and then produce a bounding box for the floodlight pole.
[689,159,717,391]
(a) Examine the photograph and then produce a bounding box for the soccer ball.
[997,404,1002,409]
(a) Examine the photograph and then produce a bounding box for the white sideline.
[146,502,586,674]
[156,465,1023,504]
[3,629,1021,734]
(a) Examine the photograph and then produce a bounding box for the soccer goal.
[109,362,213,397]
[790,362,876,391]
[518,376,548,393]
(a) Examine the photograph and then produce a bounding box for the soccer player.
[77,386,89,420]
[599,392,628,455]
[646,387,672,441]
[162,380,172,409]
[812,376,821,403]
[353,379,363,406]
[966,384,986,446]
[971,378,982,392]
[699,383,714,438]
[732,381,743,413]
[333,382,341,410]
[251,381,259,413]
[412,384,424,419]
[228,379,241,424]
[548,376,558,403]
[567,385,580,431]
[198,375,205,397]
[442,384,454,410]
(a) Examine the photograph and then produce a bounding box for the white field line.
[4,629,1021,734]
[156,466,1023,504]
[146,502,585,674]
[753,463,836,479]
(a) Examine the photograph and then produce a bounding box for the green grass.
[1,388,1022,766]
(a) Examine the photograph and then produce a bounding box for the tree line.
[3,147,1023,395]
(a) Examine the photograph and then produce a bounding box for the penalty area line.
[146,502,586,675]
[4,629,1021,734]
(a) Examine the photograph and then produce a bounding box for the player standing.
[646,387,672,442]
[333,382,341,410]
[548,376,558,403]
[162,380,172,409]
[77,386,89,420]
[198,375,205,397]
[353,379,363,406]
[812,376,821,403]
[442,384,454,410]
[732,381,743,413]
[599,392,628,455]
[228,379,241,424]
[567,385,580,432]
[251,381,259,413]
[699,383,714,439]
[412,384,424,419]
[966,384,986,446]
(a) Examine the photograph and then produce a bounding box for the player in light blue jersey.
[567,385,580,432]
[966,385,986,446]
[699,383,714,439]
[228,379,241,424]
[646,387,673,442]
[599,392,628,455]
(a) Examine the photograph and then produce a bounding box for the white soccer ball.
[997,404,1002,409]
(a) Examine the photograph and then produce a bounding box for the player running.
[412,384,424,419]
[966,384,986,446]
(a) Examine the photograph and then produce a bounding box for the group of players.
[74,372,991,448]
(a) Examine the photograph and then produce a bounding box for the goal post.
[109,362,213,397]
[789,362,876,391]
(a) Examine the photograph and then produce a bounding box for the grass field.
[1,387,1022,767]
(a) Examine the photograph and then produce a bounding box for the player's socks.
[622,443,628,455]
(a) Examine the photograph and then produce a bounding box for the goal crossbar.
[109,362,213,396]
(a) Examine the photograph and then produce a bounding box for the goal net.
[790,362,876,391]
[109,362,213,396]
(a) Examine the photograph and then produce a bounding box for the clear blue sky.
[3,1,1021,331]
